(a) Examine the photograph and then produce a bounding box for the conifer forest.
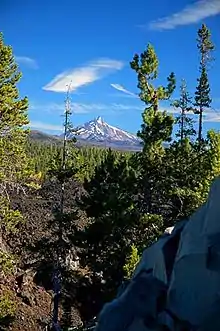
[0,24,219,330]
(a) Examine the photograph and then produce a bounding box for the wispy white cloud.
[160,106,183,115]
[72,102,143,112]
[112,103,142,111]
[30,101,143,114]
[15,55,38,69]
[71,103,107,113]
[29,121,62,132]
[110,83,137,97]
[74,103,190,114]
[108,93,138,99]
[167,105,220,122]
[32,101,209,117]
[30,101,89,114]
[43,58,124,93]
[204,110,220,122]
[148,0,220,30]
[29,102,64,113]
[29,110,220,134]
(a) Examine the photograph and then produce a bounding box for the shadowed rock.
[95,177,220,331]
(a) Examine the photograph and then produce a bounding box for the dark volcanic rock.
[1,178,88,330]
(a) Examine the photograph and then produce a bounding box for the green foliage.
[173,79,196,141]
[27,140,130,182]
[1,26,220,330]
[139,107,174,148]
[130,44,175,107]
[47,144,86,182]
[0,251,15,277]
[139,213,164,246]
[0,196,24,232]
[195,67,211,109]
[206,130,220,178]
[75,150,140,300]
[163,140,207,219]
[122,214,163,277]
[197,24,215,66]
[81,149,135,218]
[0,32,30,187]
[26,140,61,178]
[0,287,16,319]
[0,33,31,325]
[0,32,29,232]
[194,24,214,143]
[123,245,140,279]
[130,43,176,148]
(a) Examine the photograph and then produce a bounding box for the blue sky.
[1,0,220,135]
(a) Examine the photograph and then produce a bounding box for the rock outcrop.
[95,177,220,331]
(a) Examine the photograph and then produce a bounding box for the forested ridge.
[0,24,219,330]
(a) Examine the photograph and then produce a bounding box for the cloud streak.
[29,110,220,134]
[15,56,38,69]
[43,58,124,93]
[204,110,220,122]
[169,104,220,121]
[110,83,137,97]
[29,102,66,114]
[160,106,184,115]
[29,121,62,132]
[30,101,196,116]
[148,0,220,30]
[30,101,143,114]
[30,101,218,118]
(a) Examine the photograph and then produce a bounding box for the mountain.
[73,116,142,150]
[29,130,62,144]
[29,117,143,151]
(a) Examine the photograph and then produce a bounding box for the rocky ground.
[0,178,95,330]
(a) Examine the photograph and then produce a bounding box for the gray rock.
[95,177,220,331]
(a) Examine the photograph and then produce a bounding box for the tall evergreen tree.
[0,32,29,190]
[0,32,30,322]
[72,149,139,311]
[130,44,176,215]
[130,44,176,150]
[173,79,196,142]
[0,32,32,233]
[194,24,214,144]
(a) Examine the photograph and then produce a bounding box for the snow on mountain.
[73,116,141,147]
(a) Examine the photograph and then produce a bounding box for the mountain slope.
[29,130,62,144]
[74,116,141,147]
[29,117,142,151]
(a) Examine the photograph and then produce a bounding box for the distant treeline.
[26,140,131,180]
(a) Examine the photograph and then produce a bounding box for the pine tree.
[0,32,31,232]
[130,44,176,215]
[130,44,176,150]
[197,24,214,67]
[0,32,30,322]
[75,149,140,303]
[194,24,214,144]
[173,79,196,142]
[0,32,29,190]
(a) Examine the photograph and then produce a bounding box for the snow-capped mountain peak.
[96,116,104,125]
[74,116,141,147]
